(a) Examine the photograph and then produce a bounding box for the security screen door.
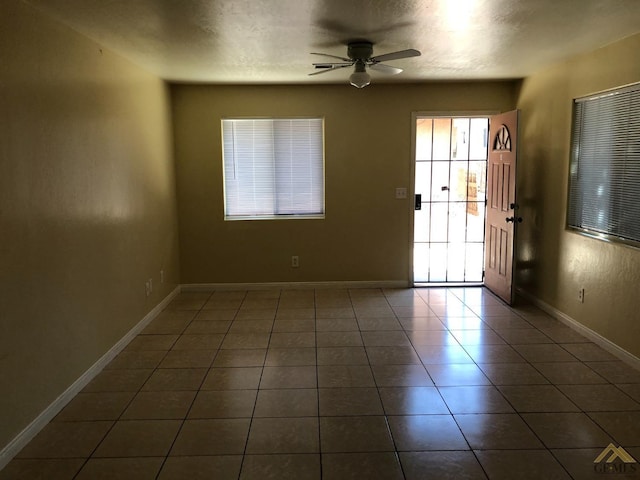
[413,116,489,284]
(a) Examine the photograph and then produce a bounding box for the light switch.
[395,187,407,199]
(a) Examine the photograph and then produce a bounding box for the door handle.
[506,216,523,223]
[415,194,422,210]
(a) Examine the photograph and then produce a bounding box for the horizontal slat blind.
[222,118,324,219]
[568,84,640,244]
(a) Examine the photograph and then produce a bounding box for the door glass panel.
[449,163,468,202]
[451,118,470,161]
[429,244,447,282]
[414,116,489,284]
[465,243,484,282]
[414,207,430,243]
[432,118,452,160]
[413,243,430,282]
[430,203,449,243]
[447,243,466,282]
[448,202,467,241]
[431,162,450,202]
[416,119,433,160]
[467,202,486,242]
[470,118,489,160]
[468,161,486,202]
[415,162,432,204]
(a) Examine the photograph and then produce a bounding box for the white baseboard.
[0,286,180,471]
[516,287,640,371]
[181,280,410,292]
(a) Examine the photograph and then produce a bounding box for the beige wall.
[515,33,640,358]
[0,0,180,449]
[172,82,518,285]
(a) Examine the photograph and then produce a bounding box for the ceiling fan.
[310,41,421,88]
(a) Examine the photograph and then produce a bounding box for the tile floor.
[2,287,640,479]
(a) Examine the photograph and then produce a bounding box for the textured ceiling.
[24,0,640,84]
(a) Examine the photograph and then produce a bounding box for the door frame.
[409,111,499,287]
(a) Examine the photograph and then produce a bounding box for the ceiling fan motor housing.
[347,42,374,61]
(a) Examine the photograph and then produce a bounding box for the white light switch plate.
[395,187,407,199]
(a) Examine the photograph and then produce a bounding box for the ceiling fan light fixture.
[349,70,371,88]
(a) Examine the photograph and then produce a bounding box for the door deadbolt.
[414,194,422,210]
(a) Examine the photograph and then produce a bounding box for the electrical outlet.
[291,256,299,268]
[145,280,151,297]
[160,269,164,283]
[578,288,585,303]
[395,187,407,199]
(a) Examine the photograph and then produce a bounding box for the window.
[222,118,324,220]
[567,83,640,246]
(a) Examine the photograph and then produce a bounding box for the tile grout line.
[68,295,199,479]
[151,289,217,480]
[457,288,579,480]
[313,289,323,480]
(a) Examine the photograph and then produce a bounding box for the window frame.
[566,82,640,249]
[221,116,326,221]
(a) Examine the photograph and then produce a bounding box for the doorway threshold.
[413,282,484,288]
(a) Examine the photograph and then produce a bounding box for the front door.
[483,110,519,304]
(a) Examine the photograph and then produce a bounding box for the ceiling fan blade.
[369,63,403,75]
[313,62,352,69]
[308,64,352,76]
[311,52,351,62]
[371,48,421,63]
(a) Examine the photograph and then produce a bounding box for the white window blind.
[222,118,324,219]
[568,83,640,245]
